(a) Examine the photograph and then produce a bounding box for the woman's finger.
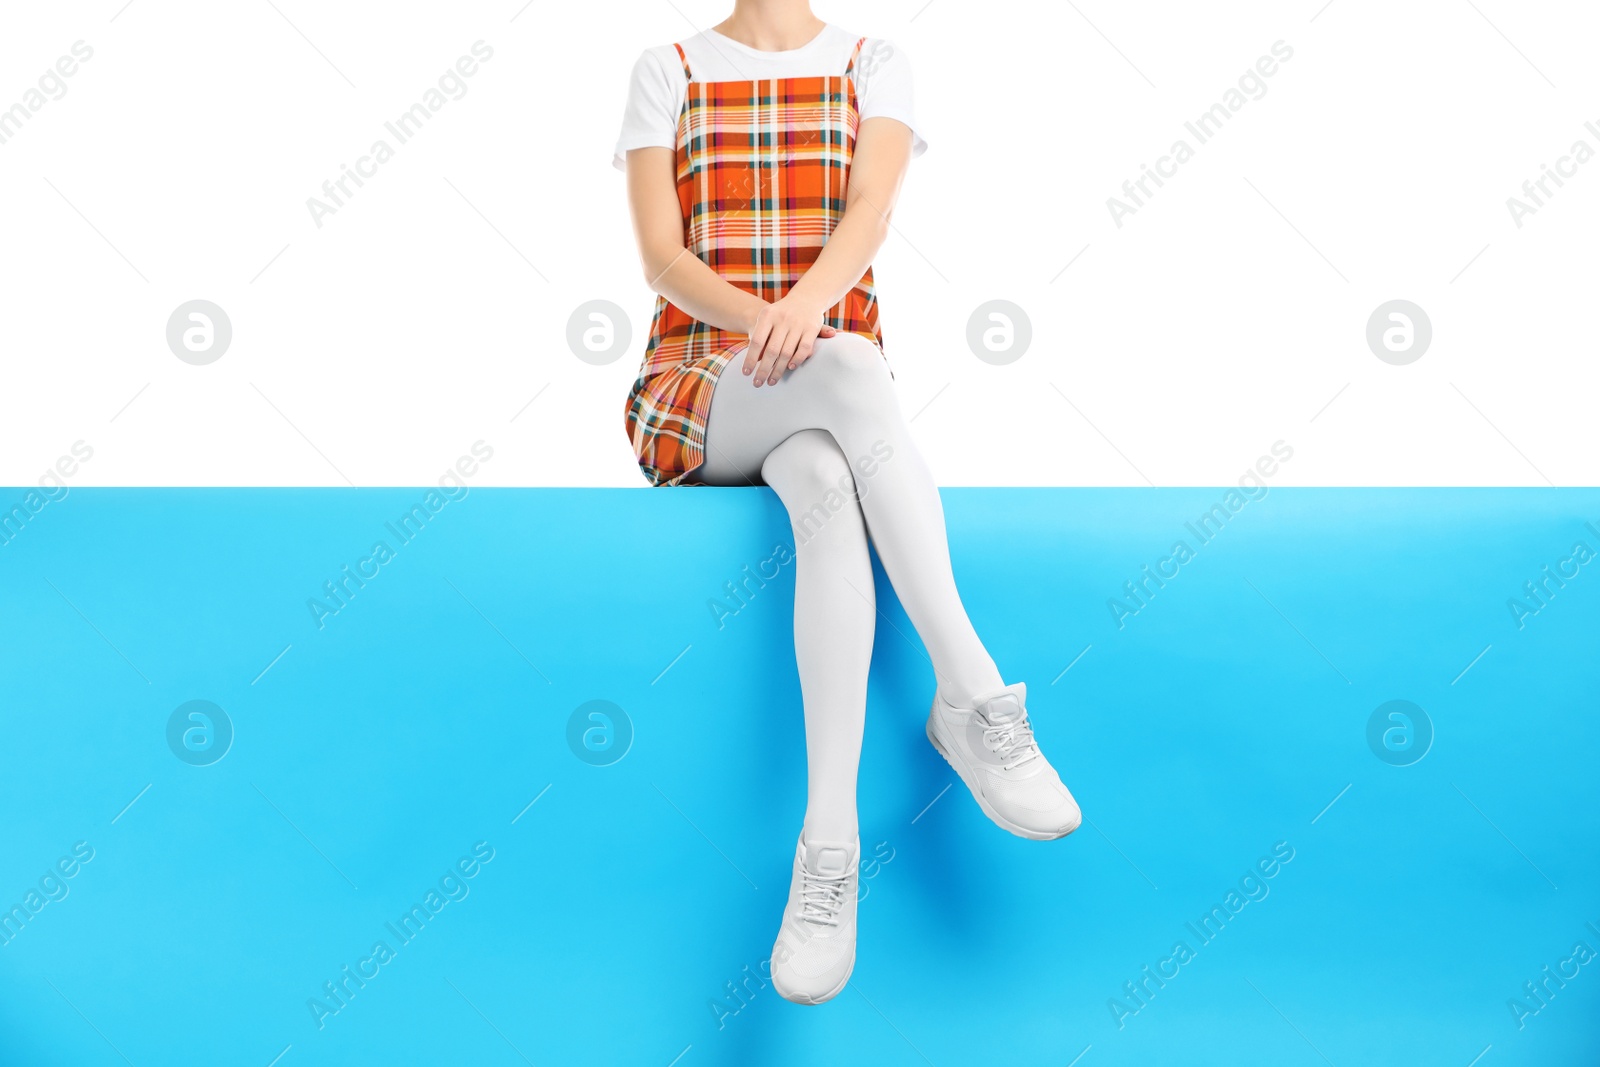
[753,328,789,386]
[744,317,772,375]
[769,330,802,384]
[789,334,817,370]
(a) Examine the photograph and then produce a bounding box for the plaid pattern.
[623,36,886,487]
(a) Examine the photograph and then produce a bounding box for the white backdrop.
[2,0,1595,488]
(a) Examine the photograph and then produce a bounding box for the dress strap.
[672,42,693,80]
[845,36,868,78]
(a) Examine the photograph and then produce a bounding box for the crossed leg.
[750,429,875,842]
[694,333,1006,838]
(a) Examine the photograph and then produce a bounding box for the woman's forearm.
[651,202,883,333]
[785,203,890,314]
[628,147,765,334]
[786,118,911,315]
[628,119,909,336]
[648,248,767,334]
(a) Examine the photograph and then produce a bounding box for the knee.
[799,334,891,403]
[763,431,865,530]
[768,430,858,499]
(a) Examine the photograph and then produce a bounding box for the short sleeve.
[613,47,683,171]
[854,39,928,158]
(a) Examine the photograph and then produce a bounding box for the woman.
[614,1,1081,1005]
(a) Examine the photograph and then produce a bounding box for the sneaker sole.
[925,713,1080,841]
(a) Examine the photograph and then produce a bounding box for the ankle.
[937,669,1005,711]
[801,816,859,845]
[938,681,995,710]
[937,684,976,709]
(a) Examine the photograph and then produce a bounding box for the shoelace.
[798,867,850,927]
[984,714,1042,771]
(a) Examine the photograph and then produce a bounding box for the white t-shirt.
[612,24,928,171]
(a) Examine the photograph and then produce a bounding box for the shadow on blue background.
[0,487,1596,1066]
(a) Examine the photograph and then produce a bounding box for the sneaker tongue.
[806,844,850,878]
[981,692,1024,724]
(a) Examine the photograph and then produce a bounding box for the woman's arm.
[744,116,915,385]
[624,116,912,385]
[625,145,769,334]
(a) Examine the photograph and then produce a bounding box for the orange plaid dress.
[623,36,886,487]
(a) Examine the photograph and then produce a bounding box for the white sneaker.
[926,682,1082,840]
[769,835,858,1005]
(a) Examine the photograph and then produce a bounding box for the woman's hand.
[742,296,837,387]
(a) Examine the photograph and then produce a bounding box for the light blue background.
[1,488,1596,1066]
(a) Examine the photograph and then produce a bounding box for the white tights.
[694,333,1004,842]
